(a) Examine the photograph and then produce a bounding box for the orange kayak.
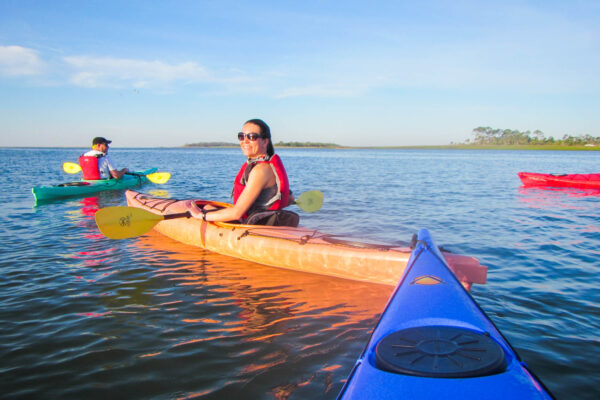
[125,190,487,289]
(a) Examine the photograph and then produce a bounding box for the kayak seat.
[58,182,92,187]
[245,210,300,227]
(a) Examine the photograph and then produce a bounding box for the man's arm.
[105,155,129,179]
[109,168,130,179]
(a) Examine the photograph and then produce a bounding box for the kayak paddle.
[63,161,83,174]
[127,171,171,184]
[95,206,190,239]
[95,190,324,239]
[62,162,171,184]
[293,190,323,213]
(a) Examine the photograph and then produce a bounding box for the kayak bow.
[337,229,553,399]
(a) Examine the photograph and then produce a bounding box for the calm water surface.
[1,147,598,399]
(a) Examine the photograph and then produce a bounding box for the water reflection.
[146,189,171,198]
[134,230,392,328]
[518,186,600,201]
[128,230,393,397]
[79,196,100,216]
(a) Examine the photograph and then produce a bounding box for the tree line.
[184,141,340,148]
[274,141,340,148]
[184,142,236,147]
[466,127,599,146]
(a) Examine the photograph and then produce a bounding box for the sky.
[1,0,599,147]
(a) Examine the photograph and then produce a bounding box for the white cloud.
[0,45,44,76]
[63,56,211,88]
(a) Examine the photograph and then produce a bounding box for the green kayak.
[32,168,157,202]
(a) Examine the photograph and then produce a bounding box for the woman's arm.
[200,163,273,222]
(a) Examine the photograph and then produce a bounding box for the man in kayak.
[79,137,130,180]
[187,119,297,226]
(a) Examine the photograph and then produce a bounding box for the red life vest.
[78,154,102,180]
[232,154,290,211]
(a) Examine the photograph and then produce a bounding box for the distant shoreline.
[182,144,600,151]
[2,144,599,151]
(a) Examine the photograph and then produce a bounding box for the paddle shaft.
[139,194,319,223]
[64,163,170,183]
[144,201,312,225]
[96,189,321,240]
[164,212,191,220]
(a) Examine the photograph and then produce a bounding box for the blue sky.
[1,0,599,147]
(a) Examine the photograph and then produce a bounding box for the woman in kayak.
[79,137,130,180]
[187,119,296,225]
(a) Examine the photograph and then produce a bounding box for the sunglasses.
[237,132,266,141]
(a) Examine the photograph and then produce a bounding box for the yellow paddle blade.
[145,172,171,184]
[295,190,323,213]
[63,162,82,174]
[95,206,165,239]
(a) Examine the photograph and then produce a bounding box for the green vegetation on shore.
[463,126,599,148]
[432,144,598,151]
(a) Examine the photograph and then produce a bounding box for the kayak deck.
[337,229,553,399]
[518,171,600,189]
[125,190,488,289]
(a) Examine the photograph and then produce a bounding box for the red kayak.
[518,172,600,189]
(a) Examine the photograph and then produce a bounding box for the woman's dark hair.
[245,118,274,156]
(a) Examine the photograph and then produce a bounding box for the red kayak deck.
[518,172,600,189]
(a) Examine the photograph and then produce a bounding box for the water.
[1,147,598,399]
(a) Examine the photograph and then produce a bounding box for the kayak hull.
[125,190,487,288]
[32,168,157,201]
[337,229,553,399]
[518,171,600,189]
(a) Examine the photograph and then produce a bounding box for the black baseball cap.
[92,137,112,145]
